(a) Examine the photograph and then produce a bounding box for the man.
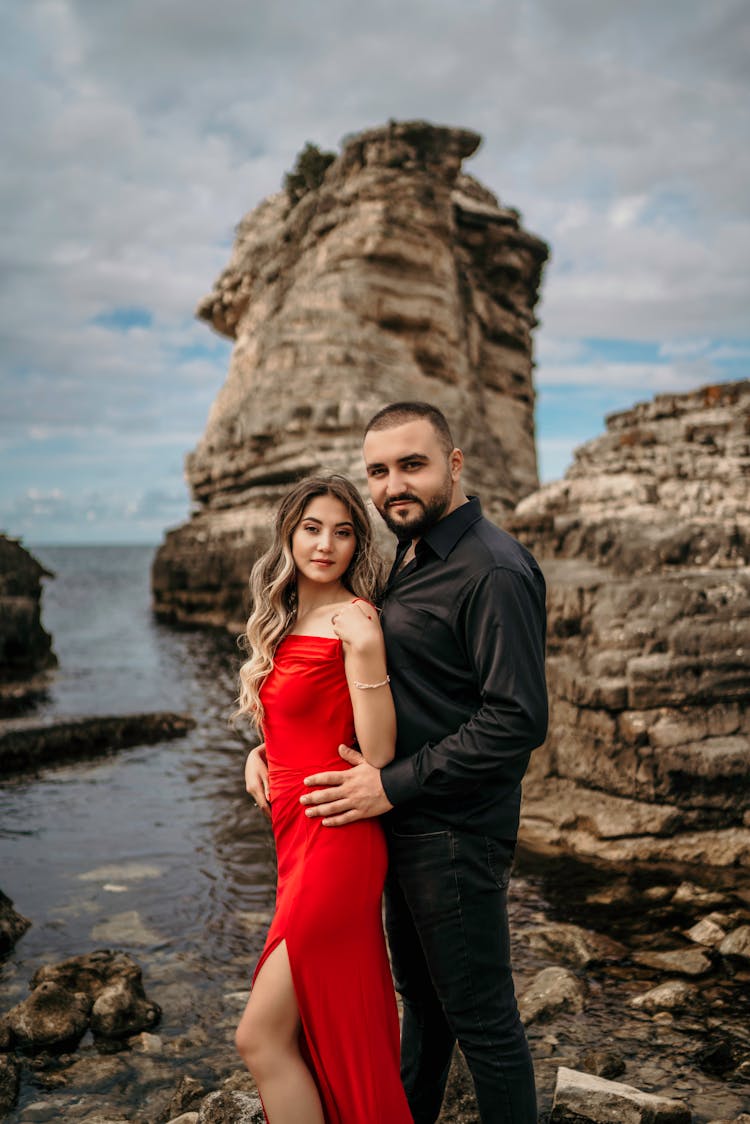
[248,401,547,1123]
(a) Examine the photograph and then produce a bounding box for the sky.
[1,0,748,545]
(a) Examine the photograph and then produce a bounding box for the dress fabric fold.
[254,633,412,1123]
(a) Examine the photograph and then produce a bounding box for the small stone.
[550,1066,691,1122]
[719,924,750,961]
[672,881,728,908]
[527,923,627,967]
[630,980,696,1012]
[162,1073,209,1119]
[518,967,585,1026]
[694,1033,738,1075]
[198,1090,265,1123]
[579,1049,626,1079]
[631,947,713,976]
[643,885,674,903]
[685,917,726,947]
[585,880,634,907]
[132,1030,163,1052]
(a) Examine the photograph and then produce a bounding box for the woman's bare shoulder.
[289,596,351,638]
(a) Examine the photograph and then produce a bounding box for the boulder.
[90,977,160,1039]
[0,534,55,711]
[518,966,585,1025]
[5,980,92,1050]
[516,380,750,868]
[3,949,161,1052]
[526,923,627,967]
[0,888,31,954]
[152,119,548,629]
[630,980,696,1012]
[550,1066,692,1123]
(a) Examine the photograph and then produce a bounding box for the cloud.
[1,0,749,541]
[1,484,189,545]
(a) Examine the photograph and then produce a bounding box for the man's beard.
[379,478,453,539]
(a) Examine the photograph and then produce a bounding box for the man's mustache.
[385,494,422,509]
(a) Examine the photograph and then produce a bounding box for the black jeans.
[384,827,537,1124]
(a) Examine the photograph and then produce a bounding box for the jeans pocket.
[486,837,514,890]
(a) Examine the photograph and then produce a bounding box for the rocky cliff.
[511,380,750,867]
[152,120,548,628]
[0,535,55,712]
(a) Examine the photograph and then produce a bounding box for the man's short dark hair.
[364,401,455,456]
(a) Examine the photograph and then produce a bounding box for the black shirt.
[379,496,548,841]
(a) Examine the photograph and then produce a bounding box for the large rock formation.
[512,380,750,867]
[0,535,55,712]
[153,120,548,628]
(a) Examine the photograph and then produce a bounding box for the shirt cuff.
[380,754,421,807]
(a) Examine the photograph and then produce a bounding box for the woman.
[235,474,412,1124]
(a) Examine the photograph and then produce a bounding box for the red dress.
[255,633,412,1124]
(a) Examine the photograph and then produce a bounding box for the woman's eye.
[335,530,352,538]
[303,525,318,533]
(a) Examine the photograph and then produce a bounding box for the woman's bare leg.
[235,940,325,1124]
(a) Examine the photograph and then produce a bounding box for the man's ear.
[450,447,464,480]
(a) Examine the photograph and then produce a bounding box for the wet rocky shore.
[2,849,749,1123]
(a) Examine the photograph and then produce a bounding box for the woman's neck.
[295,577,349,620]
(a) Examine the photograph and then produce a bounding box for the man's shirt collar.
[416,495,483,561]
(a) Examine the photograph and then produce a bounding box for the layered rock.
[512,380,750,866]
[0,535,55,710]
[2,949,161,1053]
[153,120,548,628]
[0,711,196,778]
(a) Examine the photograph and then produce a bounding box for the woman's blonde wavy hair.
[235,474,383,731]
